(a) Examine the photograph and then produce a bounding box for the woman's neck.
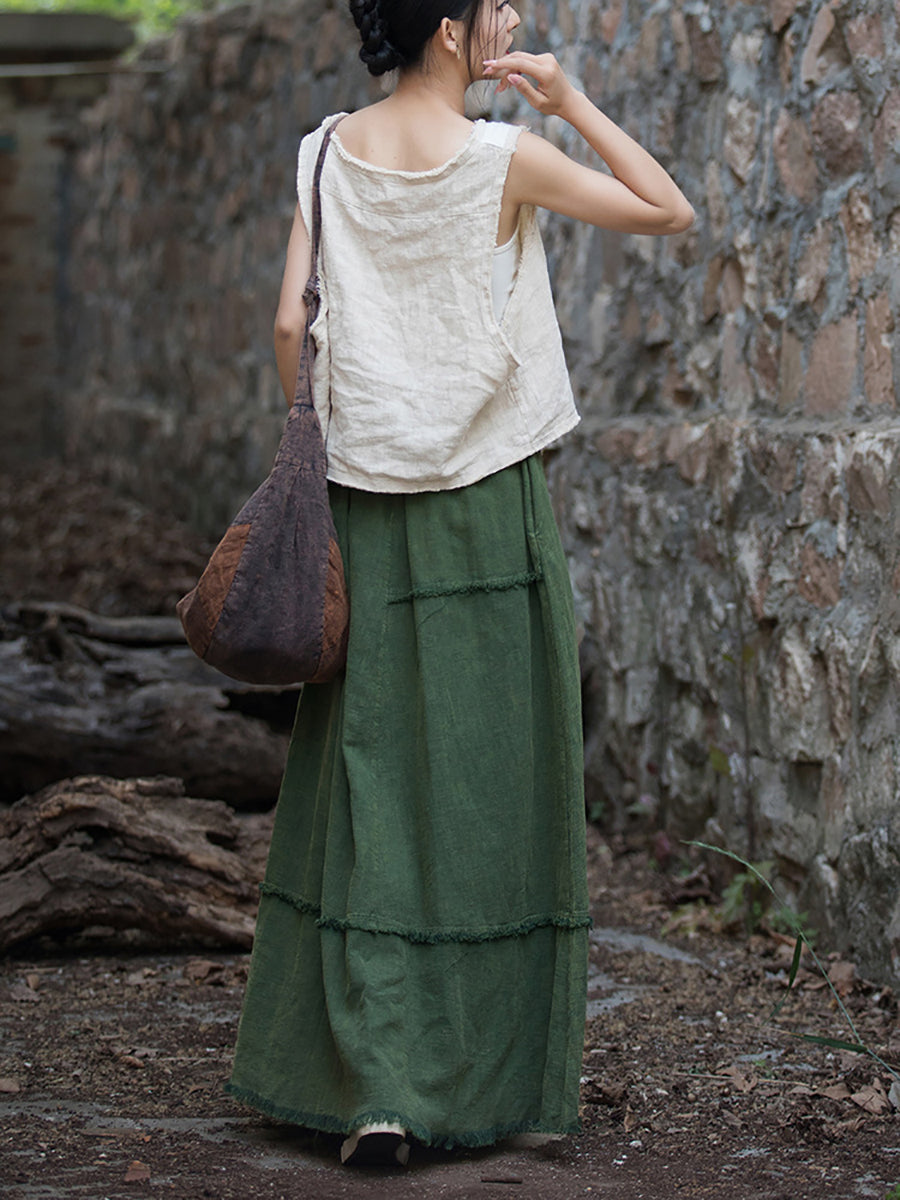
[389,63,469,119]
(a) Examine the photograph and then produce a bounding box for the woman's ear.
[437,15,463,59]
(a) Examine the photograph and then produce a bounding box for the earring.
[456,43,462,59]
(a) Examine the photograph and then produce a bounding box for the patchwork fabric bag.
[177,121,349,686]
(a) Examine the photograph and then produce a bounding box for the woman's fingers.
[486,50,550,71]
[484,51,553,85]
[507,74,545,107]
[483,51,573,115]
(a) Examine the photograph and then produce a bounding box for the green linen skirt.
[226,454,589,1148]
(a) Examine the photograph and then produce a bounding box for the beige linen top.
[296,114,579,493]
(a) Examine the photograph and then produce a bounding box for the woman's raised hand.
[483,52,579,119]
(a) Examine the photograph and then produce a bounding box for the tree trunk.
[0,775,274,952]
[0,601,298,806]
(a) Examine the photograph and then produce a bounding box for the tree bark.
[0,775,274,952]
[0,601,297,806]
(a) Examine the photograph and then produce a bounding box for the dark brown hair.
[348,0,491,76]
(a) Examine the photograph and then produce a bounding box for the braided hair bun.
[349,0,405,75]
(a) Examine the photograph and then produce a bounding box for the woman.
[226,0,693,1167]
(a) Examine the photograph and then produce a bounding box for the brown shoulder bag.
[176,120,349,686]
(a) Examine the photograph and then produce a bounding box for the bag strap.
[294,115,344,408]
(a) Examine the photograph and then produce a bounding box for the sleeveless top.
[296,115,579,493]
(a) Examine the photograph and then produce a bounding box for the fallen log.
[0,775,274,952]
[0,601,298,806]
[4,600,188,645]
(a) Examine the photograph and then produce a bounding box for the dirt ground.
[1,842,897,1200]
[1,463,899,1199]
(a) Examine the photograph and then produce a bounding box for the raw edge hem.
[258,881,592,943]
[387,569,541,605]
[224,1080,580,1150]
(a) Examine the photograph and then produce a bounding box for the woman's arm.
[484,52,695,235]
[273,204,312,406]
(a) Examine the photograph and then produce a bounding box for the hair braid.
[349,0,405,75]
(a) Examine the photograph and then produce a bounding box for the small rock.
[123,1160,151,1183]
[770,0,798,34]
[8,983,40,1004]
[864,292,895,409]
[827,958,857,997]
[685,13,723,82]
[801,2,838,85]
[724,96,760,183]
[804,315,859,415]
[773,109,817,201]
[810,91,864,177]
[183,958,222,983]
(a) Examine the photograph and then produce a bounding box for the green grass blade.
[788,1033,869,1053]
[686,841,865,1043]
[686,840,900,1083]
[769,935,803,1020]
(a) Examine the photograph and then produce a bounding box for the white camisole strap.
[492,233,520,322]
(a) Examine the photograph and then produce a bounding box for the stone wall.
[532,0,900,986]
[63,0,381,529]
[61,0,900,983]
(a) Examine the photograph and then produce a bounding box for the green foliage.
[586,799,605,825]
[0,0,225,38]
[707,744,731,778]
[711,855,817,944]
[767,903,816,945]
[749,1057,776,1080]
[885,1185,900,1200]
[688,840,900,1086]
[719,859,773,935]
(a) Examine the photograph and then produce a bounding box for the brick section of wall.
[61,0,900,983]
[0,72,111,464]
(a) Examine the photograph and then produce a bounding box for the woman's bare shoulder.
[333,102,474,172]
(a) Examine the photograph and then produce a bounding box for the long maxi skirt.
[226,454,590,1148]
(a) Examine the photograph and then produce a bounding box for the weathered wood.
[0,776,274,951]
[0,602,297,806]
[6,600,187,645]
